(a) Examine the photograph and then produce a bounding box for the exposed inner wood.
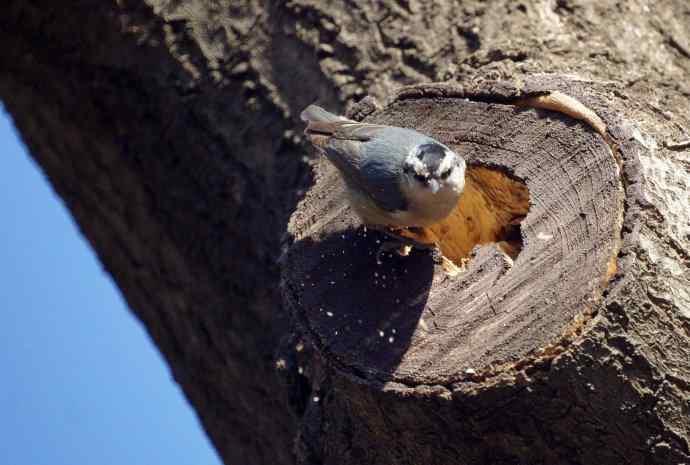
[284,95,623,386]
[394,165,530,265]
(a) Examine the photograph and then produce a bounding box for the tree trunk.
[1,1,688,465]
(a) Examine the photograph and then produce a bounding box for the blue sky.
[0,107,222,465]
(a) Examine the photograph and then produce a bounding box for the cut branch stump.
[281,75,688,465]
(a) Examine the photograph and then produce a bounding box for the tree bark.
[1,1,688,465]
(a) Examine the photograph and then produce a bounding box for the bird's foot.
[388,226,437,248]
[376,226,466,276]
[371,226,430,264]
[376,239,414,265]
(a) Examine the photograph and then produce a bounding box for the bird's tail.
[301,104,350,124]
[300,104,353,137]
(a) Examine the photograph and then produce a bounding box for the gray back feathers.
[301,105,429,212]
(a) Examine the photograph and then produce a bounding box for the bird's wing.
[325,135,408,213]
[300,104,351,136]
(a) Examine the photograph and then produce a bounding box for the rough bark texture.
[1,1,688,465]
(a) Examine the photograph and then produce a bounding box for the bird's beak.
[428,179,440,193]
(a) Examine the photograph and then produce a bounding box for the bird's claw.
[375,240,413,265]
[372,226,426,265]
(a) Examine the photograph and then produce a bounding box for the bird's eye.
[440,170,451,179]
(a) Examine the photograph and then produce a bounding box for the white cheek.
[447,169,465,193]
[404,153,427,176]
[437,153,454,174]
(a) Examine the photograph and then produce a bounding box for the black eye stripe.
[417,143,446,158]
[417,143,448,174]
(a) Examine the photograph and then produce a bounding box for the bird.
[300,104,466,232]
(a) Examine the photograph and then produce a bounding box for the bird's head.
[402,142,465,195]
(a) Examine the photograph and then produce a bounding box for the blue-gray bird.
[301,104,466,229]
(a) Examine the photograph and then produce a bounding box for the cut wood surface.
[284,78,623,386]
